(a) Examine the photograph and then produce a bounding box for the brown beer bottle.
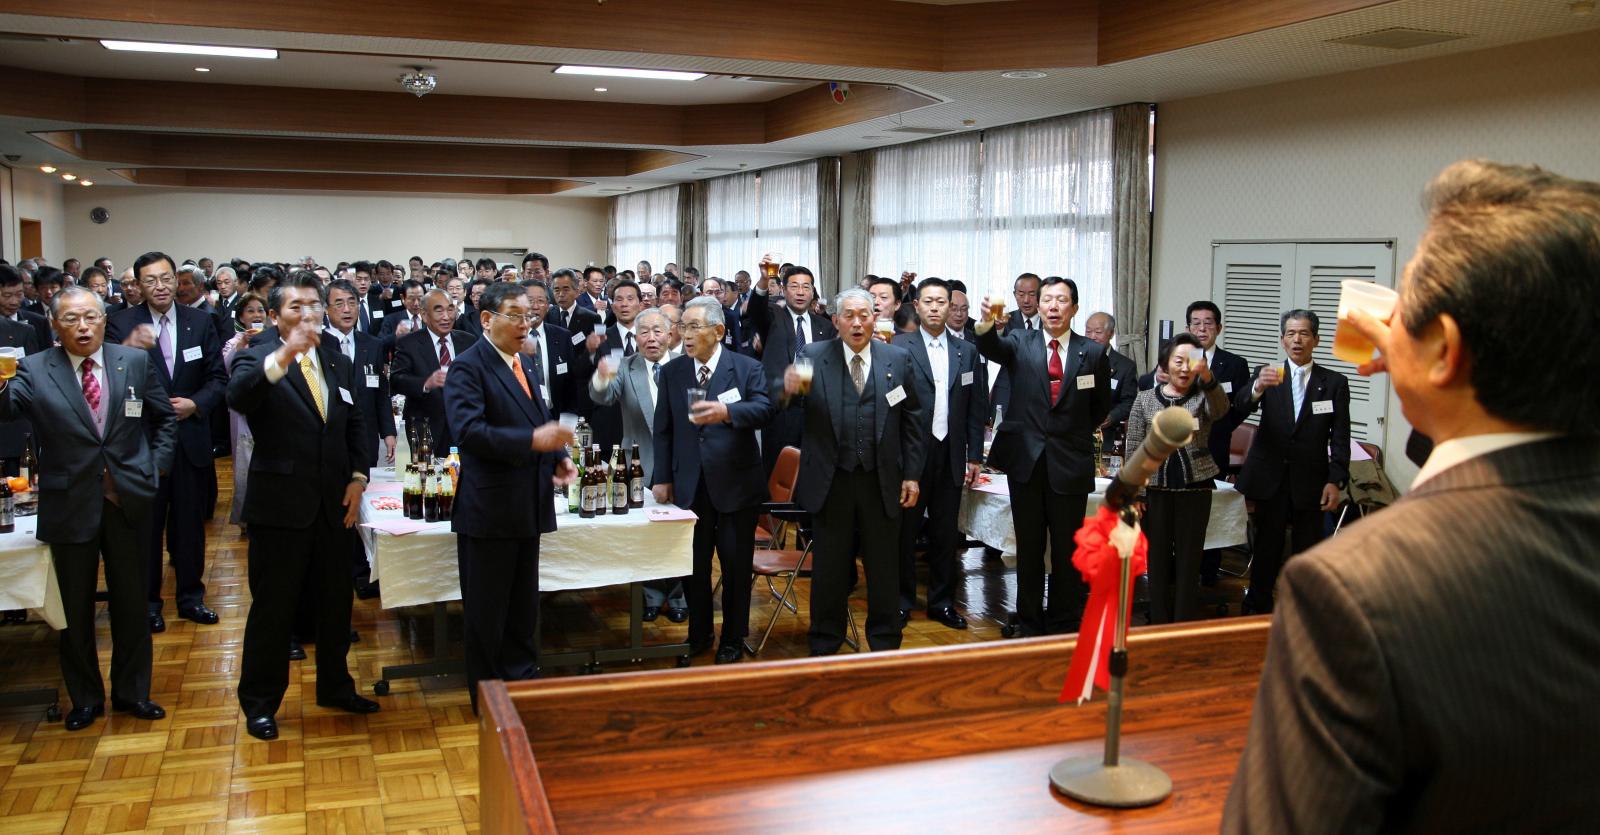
[610,447,629,515]
[422,465,439,523]
[403,463,421,519]
[628,443,645,508]
[579,448,597,519]
[0,477,12,533]
[437,468,454,521]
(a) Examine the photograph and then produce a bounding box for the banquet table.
[0,514,65,717]
[357,472,697,686]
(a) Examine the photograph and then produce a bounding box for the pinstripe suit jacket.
[1224,436,1600,834]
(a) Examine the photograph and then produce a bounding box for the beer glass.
[1333,280,1399,364]
[793,357,814,395]
[0,348,18,380]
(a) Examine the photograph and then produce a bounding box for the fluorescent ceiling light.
[101,40,278,59]
[554,65,704,81]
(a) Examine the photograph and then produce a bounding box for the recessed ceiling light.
[594,87,607,92]
[39,165,56,174]
[861,136,886,140]
[61,173,77,181]
[80,180,93,187]
[1000,70,1048,79]
[554,65,704,81]
[100,40,278,59]
[194,67,210,72]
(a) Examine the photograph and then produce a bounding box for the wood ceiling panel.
[1098,0,1397,65]
[761,84,939,145]
[113,168,588,195]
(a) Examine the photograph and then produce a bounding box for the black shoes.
[688,636,715,656]
[664,607,688,623]
[288,640,306,661]
[897,609,911,629]
[148,611,166,633]
[246,716,278,740]
[1200,573,1221,588]
[354,579,381,600]
[641,606,660,622]
[929,607,968,630]
[64,704,104,731]
[713,644,743,665]
[112,698,166,720]
[178,605,219,625]
[317,694,381,714]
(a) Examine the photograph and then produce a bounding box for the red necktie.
[438,336,451,367]
[81,357,102,413]
[1048,339,1063,402]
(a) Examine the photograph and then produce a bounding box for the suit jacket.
[989,311,1041,417]
[226,340,368,527]
[790,339,927,517]
[1205,346,1252,468]
[453,304,483,339]
[390,328,475,454]
[326,328,398,468]
[719,305,743,355]
[1224,437,1600,834]
[105,304,227,469]
[528,322,590,418]
[976,327,1111,493]
[15,309,52,350]
[0,317,42,459]
[585,323,645,451]
[1233,361,1351,508]
[548,303,601,337]
[590,352,663,482]
[742,292,838,396]
[891,329,987,485]
[650,348,774,513]
[0,344,175,543]
[1105,347,1138,432]
[445,339,563,539]
[378,307,425,354]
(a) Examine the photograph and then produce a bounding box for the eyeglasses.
[288,303,325,316]
[328,298,358,310]
[488,310,534,326]
[140,275,177,287]
[680,321,719,334]
[58,313,106,327]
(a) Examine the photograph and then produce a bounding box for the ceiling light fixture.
[194,67,210,72]
[100,40,278,59]
[594,87,607,92]
[1000,70,1048,79]
[80,180,93,187]
[554,65,705,81]
[398,67,437,97]
[39,165,56,174]
[61,173,77,181]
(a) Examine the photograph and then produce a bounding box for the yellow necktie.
[300,355,326,421]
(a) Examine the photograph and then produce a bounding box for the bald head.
[1085,311,1116,347]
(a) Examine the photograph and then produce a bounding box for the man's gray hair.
[51,284,105,318]
[834,287,874,312]
[1091,311,1117,334]
[685,296,724,327]
[214,265,238,282]
[634,307,668,329]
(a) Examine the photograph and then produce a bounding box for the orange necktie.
[511,358,532,399]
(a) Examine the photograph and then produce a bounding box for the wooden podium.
[480,617,1270,833]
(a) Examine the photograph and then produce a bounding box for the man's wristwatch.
[351,472,369,484]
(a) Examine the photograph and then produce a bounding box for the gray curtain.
[687,180,708,275]
[675,183,696,275]
[848,151,874,293]
[815,156,841,298]
[606,198,619,267]
[1111,103,1154,369]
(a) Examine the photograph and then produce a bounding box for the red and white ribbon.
[1058,506,1147,705]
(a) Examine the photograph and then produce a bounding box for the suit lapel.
[906,335,933,393]
[630,357,654,431]
[816,346,843,445]
[488,348,540,424]
[872,341,893,442]
[103,353,129,435]
[320,344,346,424]
[1055,333,1087,408]
[45,350,99,436]
[947,338,965,394]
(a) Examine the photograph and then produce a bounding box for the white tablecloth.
[958,475,1249,563]
[357,471,696,609]
[0,516,66,629]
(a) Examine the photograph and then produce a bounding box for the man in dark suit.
[579,265,608,312]
[987,272,1043,419]
[699,277,743,355]
[892,278,986,629]
[228,271,380,741]
[1225,159,1600,833]
[1233,309,1350,614]
[651,299,775,662]
[1084,311,1138,439]
[1179,300,1253,584]
[325,280,397,468]
[976,276,1111,636]
[742,264,837,477]
[0,286,176,731]
[548,269,602,336]
[0,287,42,477]
[391,289,473,454]
[106,251,227,633]
[784,288,925,655]
[520,280,590,418]
[0,266,53,349]
[377,279,426,354]
[445,282,576,711]
[585,280,645,457]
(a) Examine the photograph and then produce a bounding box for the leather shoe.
[929,607,968,630]
[1200,573,1220,588]
[178,605,219,625]
[897,609,910,628]
[688,636,715,655]
[148,611,166,634]
[641,605,660,622]
[288,640,306,661]
[245,716,278,741]
[354,579,381,600]
[317,694,381,714]
[64,704,104,731]
[714,644,742,665]
[112,698,166,720]
[665,607,687,623]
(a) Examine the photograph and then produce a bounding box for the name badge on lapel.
[960,371,974,386]
[1075,374,1095,390]
[886,385,907,407]
[1311,399,1334,415]
[365,374,381,388]
[124,386,142,418]
[182,345,202,364]
[338,387,354,405]
[555,362,568,375]
[570,333,586,346]
[372,309,384,319]
[1110,377,1121,391]
[717,388,742,405]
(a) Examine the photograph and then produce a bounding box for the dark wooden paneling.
[942,0,1099,72]
[118,168,587,194]
[479,682,554,835]
[1098,0,1397,65]
[761,83,941,144]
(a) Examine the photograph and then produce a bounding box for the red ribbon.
[1058,505,1148,704]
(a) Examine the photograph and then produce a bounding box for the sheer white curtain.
[704,160,821,286]
[756,160,821,284]
[610,185,680,272]
[867,109,1117,321]
[705,171,759,283]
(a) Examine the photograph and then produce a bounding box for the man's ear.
[1427,313,1469,389]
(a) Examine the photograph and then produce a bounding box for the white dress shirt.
[1411,432,1559,489]
[842,341,872,381]
[694,344,724,384]
[326,326,357,364]
[921,327,949,441]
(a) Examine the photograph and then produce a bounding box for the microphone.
[1103,406,1196,511]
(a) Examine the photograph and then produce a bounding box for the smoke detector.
[399,67,437,97]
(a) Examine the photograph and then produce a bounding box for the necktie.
[794,314,807,358]
[438,336,451,367]
[554,308,566,329]
[697,365,711,389]
[1048,339,1063,402]
[1293,366,1308,421]
[851,354,865,394]
[511,358,532,400]
[361,302,369,329]
[1025,318,1034,331]
[300,355,326,421]
[343,334,354,363]
[931,339,947,441]
[625,331,636,357]
[158,314,174,376]
[81,357,101,418]
[653,362,662,387]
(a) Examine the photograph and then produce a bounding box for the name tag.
[1076,374,1095,390]
[125,396,143,418]
[338,387,354,405]
[1222,381,1234,394]
[886,385,907,407]
[371,310,384,319]
[571,333,586,346]
[555,362,568,375]
[390,299,404,309]
[717,388,742,405]
[1311,399,1334,415]
[540,384,550,404]
[182,345,202,363]
[960,371,974,386]
[1110,377,1120,391]
[365,374,381,388]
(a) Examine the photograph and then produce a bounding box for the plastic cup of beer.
[0,347,17,380]
[988,296,1007,322]
[793,357,814,394]
[874,318,894,341]
[1333,280,1398,364]
[760,253,784,282]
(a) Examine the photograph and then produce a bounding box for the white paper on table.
[360,519,440,536]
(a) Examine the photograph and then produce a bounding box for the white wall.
[62,188,609,271]
[7,166,67,264]
[1151,27,1600,488]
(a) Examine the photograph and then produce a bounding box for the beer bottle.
[403,463,421,519]
[579,448,597,519]
[593,444,610,516]
[422,465,439,523]
[0,477,12,533]
[610,447,629,515]
[437,467,454,521]
[628,443,645,508]
[19,433,35,490]
[418,422,432,463]
[567,441,584,514]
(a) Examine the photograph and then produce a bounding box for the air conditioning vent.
[1327,27,1469,49]
[885,126,955,136]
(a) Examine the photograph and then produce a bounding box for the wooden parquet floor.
[0,458,1250,833]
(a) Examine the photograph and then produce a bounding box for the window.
[611,185,679,274]
[705,160,820,285]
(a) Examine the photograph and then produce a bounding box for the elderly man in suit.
[976,276,1111,637]
[1233,309,1350,615]
[445,283,576,711]
[592,308,686,621]
[1225,161,1600,832]
[651,299,775,662]
[892,278,986,630]
[783,288,925,655]
[742,264,837,478]
[326,279,397,598]
[0,286,176,731]
[107,251,227,633]
[229,271,379,741]
[1083,311,1137,440]
[547,269,602,337]
[391,289,473,454]
[520,280,588,418]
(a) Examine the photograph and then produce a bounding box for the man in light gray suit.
[1224,160,1600,833]
[0,286,177,731]
[589,307,685,621]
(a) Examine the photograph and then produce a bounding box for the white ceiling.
[2,0,1597,197]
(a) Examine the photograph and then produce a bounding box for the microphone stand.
[1049,503,1173,808]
